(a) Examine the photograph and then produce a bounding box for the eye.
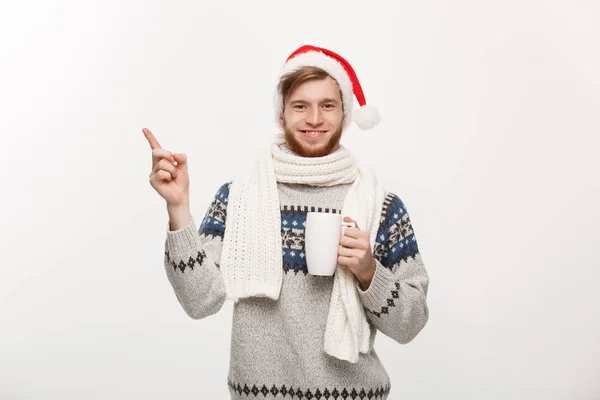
[323,103,335,109]
[293,104,306,110]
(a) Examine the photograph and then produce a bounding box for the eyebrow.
[289,98,340,105]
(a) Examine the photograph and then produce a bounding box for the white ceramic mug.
[304,212,357,276]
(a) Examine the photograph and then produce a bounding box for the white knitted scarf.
[220,133,385,363]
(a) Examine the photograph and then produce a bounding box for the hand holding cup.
[337,216,376,289]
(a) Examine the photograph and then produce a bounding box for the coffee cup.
[304,212,357,276]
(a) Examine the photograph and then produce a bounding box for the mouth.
[300,130,327,139]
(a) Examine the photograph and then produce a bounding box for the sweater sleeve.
[163,182,231,319]
[357,192,430,344]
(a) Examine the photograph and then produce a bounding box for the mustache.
[282,124,343,158]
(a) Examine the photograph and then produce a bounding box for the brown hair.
[277,66,343,110]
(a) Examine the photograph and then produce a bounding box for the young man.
[144,45,429,399]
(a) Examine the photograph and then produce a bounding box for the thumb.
[343,216,359,229]
[173,153,188,171]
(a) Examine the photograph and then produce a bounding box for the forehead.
[287,76,342,103]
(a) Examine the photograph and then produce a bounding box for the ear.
[279,115,285,128]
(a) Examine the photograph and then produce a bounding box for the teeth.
[304,131,324,136]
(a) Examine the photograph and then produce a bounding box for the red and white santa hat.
[274,45,380,130]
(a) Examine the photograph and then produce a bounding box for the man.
[144,45,429,399]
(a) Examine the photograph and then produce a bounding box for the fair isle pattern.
[164,249,207,274]
[281,206,341,275]
[227,379,390,399]
[196,185,416,277]
[198,182,232,239]
[164,184,230,275]
[365,281,402,319]
[373,193,419,268]
[366,193,420,319]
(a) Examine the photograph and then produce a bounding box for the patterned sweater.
[164,181,429,399]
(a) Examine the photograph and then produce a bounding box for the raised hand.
[143,127,190,207]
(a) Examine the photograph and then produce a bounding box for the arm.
[357,192,429,344]
[163,182,231,320]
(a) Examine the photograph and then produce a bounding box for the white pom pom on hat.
[352,104,380,130]
[274,45,380,130]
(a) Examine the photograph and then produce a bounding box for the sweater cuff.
[165,216,199,253]
[357,259,396,310]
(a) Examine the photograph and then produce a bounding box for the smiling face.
[279,70,345,158]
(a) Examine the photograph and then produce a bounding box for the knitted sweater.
[164,181,429,399]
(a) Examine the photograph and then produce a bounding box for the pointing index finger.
[142,127,162,150]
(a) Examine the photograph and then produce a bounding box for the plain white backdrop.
[1,0,599,399]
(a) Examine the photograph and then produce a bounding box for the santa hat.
[274,45,380,130]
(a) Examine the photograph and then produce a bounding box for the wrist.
[167,200,190,212]
[358,259,376,290]
[167,201,191,231]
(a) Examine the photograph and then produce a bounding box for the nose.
[305,106,324,126]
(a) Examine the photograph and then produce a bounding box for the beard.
[283,124,343,158]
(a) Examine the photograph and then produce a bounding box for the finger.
[152,148,175,167]
[156,159,178,179]
[343,216,360,230]
[337,255,358,268]
[155,170,172,182]
[142,127,162,150]
[338,246,359,258]
[173,153,188,172]
[154,159,178,179]
[339,236,363,249]
[149,170,172,187]
[342,227,366,240]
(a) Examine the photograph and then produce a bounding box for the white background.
[1,0,599,399]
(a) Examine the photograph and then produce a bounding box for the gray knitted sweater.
[164,181,429,399]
